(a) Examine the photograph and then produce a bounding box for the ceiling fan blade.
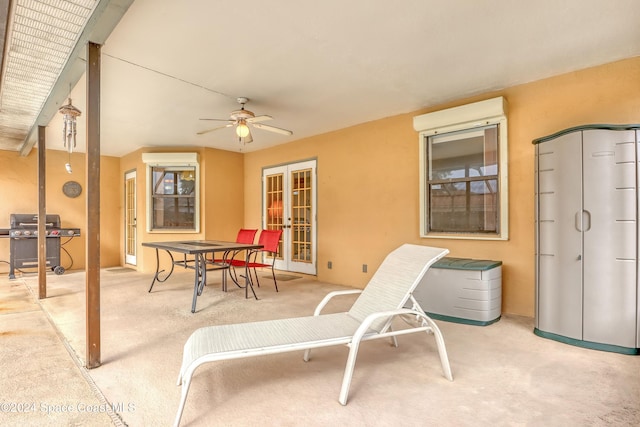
[251,122,293,136]
[197,123,233,135]
[246,115,272,123]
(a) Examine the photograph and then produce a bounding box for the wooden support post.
[86,41,101,369]
[37,126,46,299]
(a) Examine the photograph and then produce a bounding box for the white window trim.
[142,152,200,233]
[413,97,509,240]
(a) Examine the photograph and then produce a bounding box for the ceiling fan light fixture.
[236,121,250,138]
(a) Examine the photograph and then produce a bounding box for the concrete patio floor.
[1,268,639,426]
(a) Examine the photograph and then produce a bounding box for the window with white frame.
[414,97,508,240]
[142,153,200,232]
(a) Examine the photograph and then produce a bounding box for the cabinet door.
[582,130,637,347]
[536,132,583,339]
[637,130,640,349]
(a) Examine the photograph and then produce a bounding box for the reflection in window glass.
[426,125,499,233]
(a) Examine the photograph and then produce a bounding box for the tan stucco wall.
[0,57,637,317]
[244,56,640,317]
[201,148,245,241]
[0,149,121,273]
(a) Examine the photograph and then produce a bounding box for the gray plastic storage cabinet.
[533,124,640,355]
[413,257,502,326]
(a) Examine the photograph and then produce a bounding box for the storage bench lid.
[432,257,502,271]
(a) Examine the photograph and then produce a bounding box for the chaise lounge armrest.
[313,289,363,315]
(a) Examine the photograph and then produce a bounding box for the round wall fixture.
[62,181,82,198]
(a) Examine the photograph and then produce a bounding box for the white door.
[125,170,137,266]
[263,160,317,275]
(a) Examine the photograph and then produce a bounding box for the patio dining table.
[142,240,263,313]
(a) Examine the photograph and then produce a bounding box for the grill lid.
[10,214,61,229]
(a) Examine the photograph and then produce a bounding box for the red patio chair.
[246,229,283,292]
[211,229,257,263]
[211,229,257,290]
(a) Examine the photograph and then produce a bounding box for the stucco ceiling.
[1,0,640,157]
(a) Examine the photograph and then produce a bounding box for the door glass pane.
[265,173,284,259]
[126,177,135,257]
[291,169,312,263]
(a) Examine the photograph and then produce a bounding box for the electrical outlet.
[328,261,332,269]
[362,264,367,273]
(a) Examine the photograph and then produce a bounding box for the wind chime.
[58,98,81,173]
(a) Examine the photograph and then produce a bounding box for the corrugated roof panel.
[0,0,99,150]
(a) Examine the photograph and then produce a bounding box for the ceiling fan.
[198,97,293,143]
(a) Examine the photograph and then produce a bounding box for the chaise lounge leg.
[422,316,453,381]
[388,325,398,347]
[338,340,362,405]
[174,375,193,427]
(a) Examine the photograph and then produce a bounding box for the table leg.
[244,253,258,300]
[191,253,207,313]
[218,250,227,292]
[222,263,228,292]
[148,249,175,292]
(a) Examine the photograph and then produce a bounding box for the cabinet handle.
[575,210,592,232]
[583,210,591,232]
[575,211,582,231]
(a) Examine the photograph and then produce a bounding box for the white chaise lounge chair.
[174,244,453,426]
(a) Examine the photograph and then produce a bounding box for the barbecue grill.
[0,214,80,279]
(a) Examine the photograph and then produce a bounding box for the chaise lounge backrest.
[348,244,448,332]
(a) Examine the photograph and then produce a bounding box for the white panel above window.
[142,152,199,165]
[413,97,508,136]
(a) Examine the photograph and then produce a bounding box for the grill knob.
[67,230,74,235]
[24,230,31,236]
[13,231,21,236]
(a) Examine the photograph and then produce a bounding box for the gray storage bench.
[413,257,502,326]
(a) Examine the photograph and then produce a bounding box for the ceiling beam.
[0,0,10,62]
[19,0,134,156]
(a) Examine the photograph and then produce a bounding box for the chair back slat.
[258,229,283,253]
[348,244,448,332]
[237,229,258,244]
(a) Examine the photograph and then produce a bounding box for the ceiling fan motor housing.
[230,109,255,121]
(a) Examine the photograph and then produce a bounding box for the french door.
[124,170,137,265]
[263,160,316,275]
